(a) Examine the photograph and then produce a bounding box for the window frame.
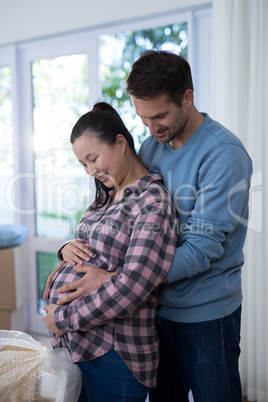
[0,45,20,225]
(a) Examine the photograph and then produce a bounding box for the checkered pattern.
[46,174,178,387]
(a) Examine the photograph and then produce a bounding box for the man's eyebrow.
[140,111,168,119]
[151,111,168,119]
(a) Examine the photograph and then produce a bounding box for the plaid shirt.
[46,174,178,387]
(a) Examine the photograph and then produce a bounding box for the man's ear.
[183,89,194,108]
[116,134,128,153]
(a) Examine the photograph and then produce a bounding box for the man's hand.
[43,260,65,300]
[43,304,66,338]
[56,265,118,305]
[62,240,94,266]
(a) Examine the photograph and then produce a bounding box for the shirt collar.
[122,173,163,197]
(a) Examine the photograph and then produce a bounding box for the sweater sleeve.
[166,143,252,283]
[53,196,177,332]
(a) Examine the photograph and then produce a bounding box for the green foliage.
[39,209,83,237]
[37,252,59,299]
[100,23,188,144]
[101,23,187,104]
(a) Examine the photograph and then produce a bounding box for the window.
[32,54,90,239]
[0,64,14,224]
[99,22,188,148]
[36,252,60,313]
[31,53,94,314]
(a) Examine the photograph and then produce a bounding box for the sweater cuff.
[165,249,189,283]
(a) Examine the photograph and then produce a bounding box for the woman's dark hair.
[70,102,137,209]
[126,50,194,107]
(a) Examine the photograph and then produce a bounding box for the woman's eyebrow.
[85,152,96,159]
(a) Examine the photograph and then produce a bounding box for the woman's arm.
[53,197,177,333]
[43,240,98,300]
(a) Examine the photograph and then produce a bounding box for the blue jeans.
[77,350,148,402]
[149,306,242,402]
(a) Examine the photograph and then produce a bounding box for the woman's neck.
[114,160,149,200]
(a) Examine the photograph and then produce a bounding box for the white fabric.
[211,1,268,401]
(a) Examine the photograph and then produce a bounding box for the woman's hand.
[43,260,65,300]
[43,304,66,337]
[61,240,94,266]
[56,265,118,305]
[43,240,95,300]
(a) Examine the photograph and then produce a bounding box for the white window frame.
[0,5,212,334]
[0,45,21,225]
[16,33,99,333]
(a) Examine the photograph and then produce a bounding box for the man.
[45,51,252,401]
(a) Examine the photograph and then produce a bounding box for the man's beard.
[159,116,188,144]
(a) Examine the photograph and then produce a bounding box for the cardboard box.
[0,305,25,331]
[0,246,28,310]
[0,344,56,401]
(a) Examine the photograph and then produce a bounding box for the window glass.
[32,54,93,239]
[37,251,60,313]
[0,65,15,223]
[99,23,188,149]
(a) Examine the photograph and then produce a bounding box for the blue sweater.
[139,114,252,323]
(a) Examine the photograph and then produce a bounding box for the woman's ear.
[116,134,128,153]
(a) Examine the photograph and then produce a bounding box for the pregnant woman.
[43,102,178,402]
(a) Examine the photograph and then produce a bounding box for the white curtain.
[211,1,268,401]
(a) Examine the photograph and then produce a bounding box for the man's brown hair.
[126,50,194,107]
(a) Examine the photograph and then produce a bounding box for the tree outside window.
[100,23,188,149]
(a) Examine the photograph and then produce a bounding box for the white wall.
[0,0,210,46]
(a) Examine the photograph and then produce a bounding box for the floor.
[27,331,52,349]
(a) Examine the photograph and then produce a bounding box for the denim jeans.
[149,305,242,402]
[77,350,148,402]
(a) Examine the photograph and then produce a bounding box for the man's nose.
[145,120,157,135]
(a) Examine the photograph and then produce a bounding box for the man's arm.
[166,144,252,283]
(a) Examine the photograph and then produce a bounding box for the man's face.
[131,93,188,144]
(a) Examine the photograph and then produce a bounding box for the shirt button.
[125,189,131,195]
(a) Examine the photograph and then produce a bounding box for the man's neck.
[171,109,205,150]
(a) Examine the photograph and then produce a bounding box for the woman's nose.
[86,166,98,176]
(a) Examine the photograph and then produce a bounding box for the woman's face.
[72,132,127,189]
